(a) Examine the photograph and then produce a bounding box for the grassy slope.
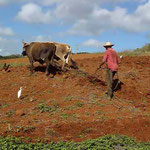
[119,44,150,56]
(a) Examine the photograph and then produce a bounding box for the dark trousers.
[106,68,116,98]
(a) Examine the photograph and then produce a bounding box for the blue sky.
[0,0,150,55]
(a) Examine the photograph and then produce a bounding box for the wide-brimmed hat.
[103,42,114,47]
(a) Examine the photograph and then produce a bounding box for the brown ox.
[22,41,56,76]
[48,42,78,70]
[52,42,72,69]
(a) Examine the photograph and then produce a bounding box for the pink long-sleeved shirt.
[103,48,120,71]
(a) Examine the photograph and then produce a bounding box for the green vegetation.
[0,63,4,69]
[45,128,57,136]
[76,52,90,54]
[95,110,102,115]
[0,103,8,108]
[64,96,74,101]
[0,62,26,70]
[73,70,87,77]
[6,110,15,117]
[15,126,35,133]
[38,103,57,113]
[85,112,90,116]
[0,135,149,149]
[134,43,150,54]
[9,63,26,67]
[0,54,22,60]
[60,113,69,119]
[119,43,150,56]
[75,101,84,107]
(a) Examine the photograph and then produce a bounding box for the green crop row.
[0,135,150,150]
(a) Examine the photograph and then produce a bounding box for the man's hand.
[95,60,105,74]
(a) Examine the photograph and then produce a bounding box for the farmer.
[97,42,120,99]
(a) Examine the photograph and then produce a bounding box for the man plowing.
[97,42,121,100]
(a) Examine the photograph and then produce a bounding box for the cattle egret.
[120,55,123,59]
[18,87,22,99]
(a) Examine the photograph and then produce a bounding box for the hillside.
[0,54,150,143]
[120,43,150,56]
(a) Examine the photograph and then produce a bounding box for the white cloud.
[0,37,19,56]
[66,0,150,36]
[31,35,51,41]
[108,1,150,32]
[9,0,150,37]
[109,0,147,3]
[53,0,147,22]
[38,0,146,7]
[15,0,150,33]
[82,39,104,48]
[0,0,31,6]
[54,0,95,23]
[0,26,14,36]
[16,3,53,24]
[38,0,61,6]
[0,0,146,6]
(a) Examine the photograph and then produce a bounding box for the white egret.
[18,87,22,99]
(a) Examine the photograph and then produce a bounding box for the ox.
[52,42,72,69]
[50,42,78,70]
[22,41,56,76]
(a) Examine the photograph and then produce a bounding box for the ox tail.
[69,53,78,69]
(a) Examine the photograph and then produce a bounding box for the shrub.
[0,135,149,150]
[0,54,22,60]
[38,103,57,113]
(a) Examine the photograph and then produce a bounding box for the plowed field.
[0,54,150,142]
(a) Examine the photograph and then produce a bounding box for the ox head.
[22,40,30,56]
[67,45,72,52]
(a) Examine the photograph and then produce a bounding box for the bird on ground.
[120,55,123,59]
[18,87,22,99]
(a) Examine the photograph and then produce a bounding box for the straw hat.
[103,41,114,47]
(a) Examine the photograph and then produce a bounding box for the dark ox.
[22,41,56,76]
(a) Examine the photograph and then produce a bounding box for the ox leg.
[29,60,34,75]
[62,61,65,70]
[46,63,50,76]
[65,54,71,70]
[66,56,69,64]
[50,53,55,67]
[61,57,66,70]
[45,57,52,77]
[44,58,50,76]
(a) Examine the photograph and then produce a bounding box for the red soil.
[0,54,150,142]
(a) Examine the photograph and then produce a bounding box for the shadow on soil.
[113,79,124,92]
[34,65,62,77]
[87,75,106,86]
[74,69,106,86]
[33,60,79,77]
